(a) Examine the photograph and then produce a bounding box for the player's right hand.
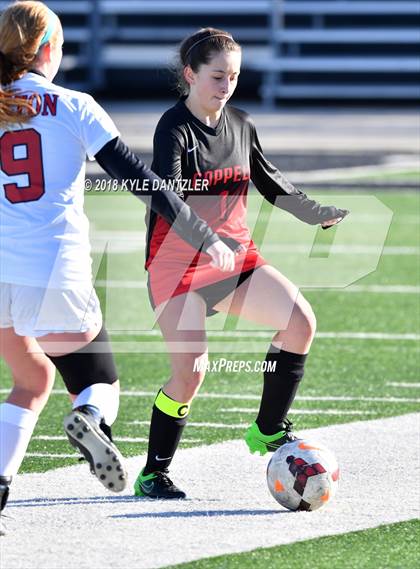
[206,240,237,272]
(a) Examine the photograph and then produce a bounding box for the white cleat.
[63,409,128,492]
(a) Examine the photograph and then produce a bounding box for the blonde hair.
[0,1,60,127]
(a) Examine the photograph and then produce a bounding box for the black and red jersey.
[145,99,345,307]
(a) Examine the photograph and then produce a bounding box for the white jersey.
[0,72,119,287]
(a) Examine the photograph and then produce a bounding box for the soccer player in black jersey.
[134,28,349,499]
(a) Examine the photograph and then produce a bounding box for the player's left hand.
[207,240,236,272]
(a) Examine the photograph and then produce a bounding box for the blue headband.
[39,7,56,47]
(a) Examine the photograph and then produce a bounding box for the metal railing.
[257,0,420,103]
[0,0,418,101]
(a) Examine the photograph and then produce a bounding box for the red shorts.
[147,241,266,311]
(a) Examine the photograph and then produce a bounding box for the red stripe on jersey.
[146,180,268,306]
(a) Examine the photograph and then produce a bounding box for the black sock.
[256,345,307,435]
[143,390,189,475]
[100,421,113,441]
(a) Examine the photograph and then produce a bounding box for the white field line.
[332,285,420,294]
[88,156,419,179]
[5,414,419,569]
[91,213,420,225]
[220,408,377,416]
[26,453,79,458]
[91,231,146,241]
[1,389,419,404]
[126,408,377,429]
[107,330,420,341]
[296,395,420,403]
[95,280,147,288]
[262,244,419,255]
[94,281,420,294]
[32,435,201,443]
[315,332,419,341]
[92,236,420,257]
[287,159,420,183]
[336,213,419,225]
[128,420,249,429]
[387,382,420,388]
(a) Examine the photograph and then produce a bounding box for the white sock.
[0,403,38,478]
[73,383,119,426]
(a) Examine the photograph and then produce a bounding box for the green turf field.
[0,189,419,567]
[0,189,418,468]
[334,169,420,184]
[173,520,420,569]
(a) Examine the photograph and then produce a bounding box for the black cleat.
[134,469,186,499]
[64,406,127,492]
[0,476,11,537]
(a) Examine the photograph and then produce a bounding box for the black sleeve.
[94,137,219,251]
[151,129,183,181]
[250,125,349,226]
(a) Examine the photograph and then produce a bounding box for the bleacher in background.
[258,0,420,103]
[1,0,419,102]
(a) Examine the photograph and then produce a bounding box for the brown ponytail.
[0,1,59,127]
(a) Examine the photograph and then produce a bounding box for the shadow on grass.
[110,508,285,519]
[8,495,222,508]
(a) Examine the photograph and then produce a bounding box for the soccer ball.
[266,439,339,511]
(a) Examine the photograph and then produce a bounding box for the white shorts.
[0,283,102,337]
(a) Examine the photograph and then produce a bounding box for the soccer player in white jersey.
[0,1,236,535]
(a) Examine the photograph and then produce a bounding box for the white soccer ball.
[266,439,339,511]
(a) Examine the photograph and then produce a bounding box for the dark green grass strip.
[171,520,420,569]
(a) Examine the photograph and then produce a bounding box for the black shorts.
[148,268,256,317]
[196,268,256,316]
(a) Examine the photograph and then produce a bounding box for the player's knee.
[301,305,317,342]
[182,368,206,393]
[292,300,317,343]
[12,360,54,408]
[47,326,118,395]
[29,361,55,395]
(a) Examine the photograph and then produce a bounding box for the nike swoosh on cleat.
[155,455,172,461]
[187,145,198,153]
[140,481,154,491]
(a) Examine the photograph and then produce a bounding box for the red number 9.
[0,129,45,204]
